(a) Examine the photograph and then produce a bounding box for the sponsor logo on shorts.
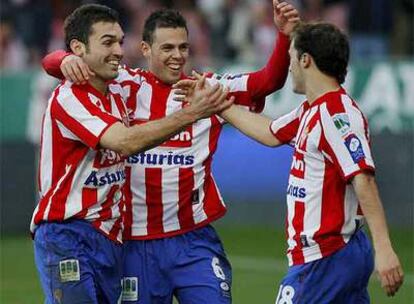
[59,259,80,282]
[121,277,138,301]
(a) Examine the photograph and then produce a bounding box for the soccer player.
[31,4,233,304]
[176,22,404,303]
[41,1,300,303]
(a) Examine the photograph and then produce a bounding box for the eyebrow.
[100,34,124,40]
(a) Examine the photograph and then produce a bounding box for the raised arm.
[247,1,300,98]
[352,173,404,297]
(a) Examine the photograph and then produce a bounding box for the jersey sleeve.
[41,50,69,79]
[207,32,290,113]
[319,97,375,181]
[246,32,290,98]
[269,104,303,145]
[51,84,119,149]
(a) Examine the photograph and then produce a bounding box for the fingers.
[379,267,404,297]
[61,55,93,84]
[172,79,195,90]
[217,96,235,112]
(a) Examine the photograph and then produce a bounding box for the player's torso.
[285,102,360,265]
[118,70,226,239]
[34,83,128,242]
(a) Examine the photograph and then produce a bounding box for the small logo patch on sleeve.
[344,134,365,163]
[122,277,138,301]
[59,259,80,282]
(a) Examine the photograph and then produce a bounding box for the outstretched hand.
[273,0,300,35]
[173,71,234,119]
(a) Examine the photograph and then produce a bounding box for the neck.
[305,73,340,105]
[88,77,108,95]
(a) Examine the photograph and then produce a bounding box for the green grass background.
[1,226,412,303]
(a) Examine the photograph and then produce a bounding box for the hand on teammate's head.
[273,0,300,35]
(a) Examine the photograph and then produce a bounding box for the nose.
[113,42,123,58]
[172,47,183,59]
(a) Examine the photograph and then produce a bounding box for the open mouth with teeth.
[107,60,120,70]
[167,63,183,73]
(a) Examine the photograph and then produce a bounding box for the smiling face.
[82,21,124,81]
[142,27,189,84]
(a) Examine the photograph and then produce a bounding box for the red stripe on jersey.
[52,101,102,149]
[121,80,140,120]
[96,185,118,221]
[149,86,169,120]
[290,201,305,264]
[123,167,133,238]
[202,116,225,218]
[312,158,346,255]
[109,216,123,240]
[33,187,55,224]
[273,117,300,143]
[178,168,195,227]
[145,168,164,235]
[76,187,98,218]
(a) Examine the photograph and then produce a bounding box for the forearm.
[42,50,69,79]
[247,32,290,97]
[101,110,196,156]
[220,105,280,147]
[353,173,392,250]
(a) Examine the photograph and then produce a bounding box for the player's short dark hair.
[291,22,349,84]
[64,4,120,51]
[142,9,188,44]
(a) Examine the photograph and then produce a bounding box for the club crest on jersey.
[333,113,351,137]
[84,169,126,187]
[344,134,365,163]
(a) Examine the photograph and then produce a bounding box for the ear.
[140,41,151,58]
[69,39,86,57]
[300,53,312,69]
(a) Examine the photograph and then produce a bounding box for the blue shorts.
[33,220,124,304]
[121,224,232,304]
[275,230,374,304]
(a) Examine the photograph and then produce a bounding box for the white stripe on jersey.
[39,100,54,194]
[135,81,152,120]
[162,167,181,232]
[56,84,108,138]
[130,165,148,236]
[43,164,72,220]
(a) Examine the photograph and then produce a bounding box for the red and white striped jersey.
[270,88,375,266]
[118,68,271,239]
[30,81,129,243]
[40,32,291,240]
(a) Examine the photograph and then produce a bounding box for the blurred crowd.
[1,0,413,72]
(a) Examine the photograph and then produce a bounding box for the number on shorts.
[275,284,295,304]
[211,256,226,280]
